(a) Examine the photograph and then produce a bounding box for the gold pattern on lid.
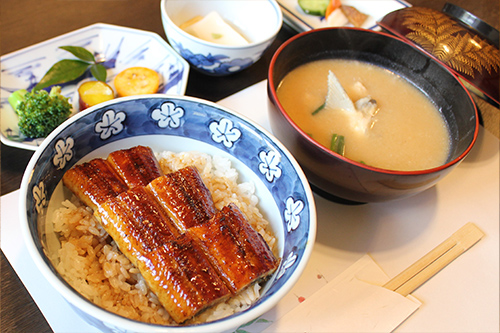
[401,7,500,78]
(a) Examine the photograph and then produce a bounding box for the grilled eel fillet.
[188,203,279,293]
[107,146,163,188]
[98,187,230,323]
[62,158,128,211]
[147,166,216,232]
[62,146,278,323]
[62,146,161,211]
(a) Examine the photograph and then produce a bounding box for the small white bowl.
[160,0,282,76]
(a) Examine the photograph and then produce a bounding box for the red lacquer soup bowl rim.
[268,27,479,177]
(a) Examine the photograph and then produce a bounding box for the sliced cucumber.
[298,0,330,16]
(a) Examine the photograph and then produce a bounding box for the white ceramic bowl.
[160,0,282,76]
[19,95,316,332]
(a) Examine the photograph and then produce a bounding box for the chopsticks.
[383,222,485,297]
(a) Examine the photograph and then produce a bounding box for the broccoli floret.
[13,86,72,138]
[8,89,28,114]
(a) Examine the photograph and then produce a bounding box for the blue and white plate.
[20,94,316,332]
[0,23,189,150]
[278,0,410,32]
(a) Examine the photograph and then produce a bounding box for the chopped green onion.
[330,134,345,156]
[312,102,326,115]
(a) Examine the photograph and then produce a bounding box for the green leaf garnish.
[33,46,107,91]
[34,59,90,91]
[59,46,96,62]
[90,63,107,82]
[212,33,223,39]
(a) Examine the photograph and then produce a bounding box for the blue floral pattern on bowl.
[22,95,315,332]
[0,23,190,151]
[172,41,255,76]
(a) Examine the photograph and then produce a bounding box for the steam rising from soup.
[276,59,451,171]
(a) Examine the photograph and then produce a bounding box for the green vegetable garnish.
[34,46,107,91]
[211,33,223,40]
[330,134,345,156]
[312,102,326,115]
[14,86,72,138]
[298,0,330,16]
[8,89,28,114]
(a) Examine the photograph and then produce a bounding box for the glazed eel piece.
[188,203,279,293]
[62,146,162,210]
[143,166,277,294]
[146,166,217,232]
[107,145,163,188]
[98,186,230,323]
[62,158,128,211]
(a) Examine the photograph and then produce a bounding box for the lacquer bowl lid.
[378,3,500,107]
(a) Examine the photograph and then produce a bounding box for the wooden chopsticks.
[383,222,485,297]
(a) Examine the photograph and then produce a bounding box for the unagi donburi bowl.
[19,95,316,332]
[267,27,479,203]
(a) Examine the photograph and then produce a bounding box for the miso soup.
[276,59,451,171]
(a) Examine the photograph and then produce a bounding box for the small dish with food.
[160,0,283,76]
[268,27,478,203]
[0,23,189,151]
[19,95,315,332]
[277,0,410,32]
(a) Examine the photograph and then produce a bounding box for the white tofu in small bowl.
[160,0,282,76]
